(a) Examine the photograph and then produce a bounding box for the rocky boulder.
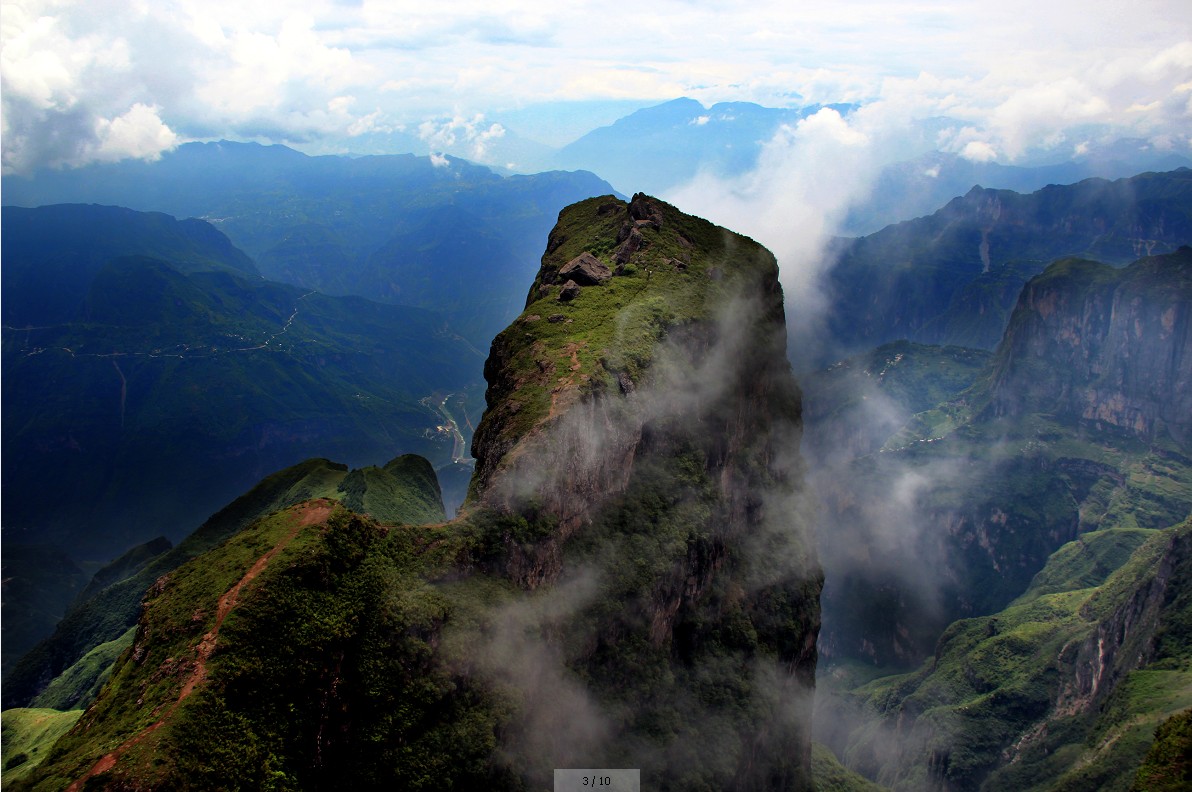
[558,251,611,285]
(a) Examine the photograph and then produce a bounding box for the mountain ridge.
[822,168,1192,364]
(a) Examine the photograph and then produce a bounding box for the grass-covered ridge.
[0,709,83,786]
[470,193,781,496]
[3,454,446,712]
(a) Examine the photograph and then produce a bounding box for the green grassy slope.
[1,709,83,786]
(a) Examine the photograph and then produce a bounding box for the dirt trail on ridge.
[66,500,333,791]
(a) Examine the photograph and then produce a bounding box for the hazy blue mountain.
[2,204,257,327]
[1,141,618,346]
[845,143,1192,234]
[2,204,482,564]
[821,168,1192,365]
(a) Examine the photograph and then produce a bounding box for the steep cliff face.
[14,195,821,791]
[989,247,1192,444]
[466,193,821,788]
[813,248,1192,672]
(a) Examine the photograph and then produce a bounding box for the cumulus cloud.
[2,1,1189,171]
[665,106,895,370]
[959,140,998,162]
[94,102,177,161]
[417,114,506,162]
[0,1,381,172]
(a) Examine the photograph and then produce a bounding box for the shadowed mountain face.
[9,195,822,791]
[988,250,1192,446]
[1,204,481,562]
[1,141,619,347]
[821,169,1192,364]
[802,246,1192,792]
[810,248,1192,671]
[2,204,258,326]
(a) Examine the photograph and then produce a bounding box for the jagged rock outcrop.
[468,193,821,788]
[989,247,1192,444]
[1051,526,1189,717]
[558,251,612,285]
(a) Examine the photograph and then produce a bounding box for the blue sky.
[2,0,1189,173]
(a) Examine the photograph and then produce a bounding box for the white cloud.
[417,113,506,162]
[960,140,998,162]
[94,102,177,161]
[665,106,890,370]
[1,1,1189,171]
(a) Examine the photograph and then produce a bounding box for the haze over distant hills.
[2,204,481,562]
[2,141,617,347]
[820,168,1192,365]
[357,98,1192,234]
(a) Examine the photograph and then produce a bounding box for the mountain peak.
[18,194,822,790]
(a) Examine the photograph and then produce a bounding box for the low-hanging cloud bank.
[664,104,903,371]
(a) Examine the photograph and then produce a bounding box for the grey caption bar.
[554,769,640,792]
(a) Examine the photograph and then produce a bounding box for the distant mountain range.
[552,97,857,196]
[844,141,1192,235]
[1,142,617,347]
[2,204,481,566]
[821,168,1192,365]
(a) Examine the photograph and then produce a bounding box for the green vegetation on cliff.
[1132,708,1192,791]
[816,247,1192,669]
[0,709,83,786]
